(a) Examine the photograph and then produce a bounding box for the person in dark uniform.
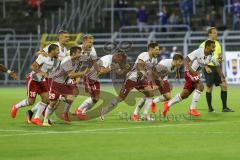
[200,27,234,112]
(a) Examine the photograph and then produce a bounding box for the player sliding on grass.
[162,40,225,117]
[42,46,87,126]
[75,49,130,120]
[0,64,18,80]
[131,54,184,121]
[100,42,160,119]
[11,44,60,121]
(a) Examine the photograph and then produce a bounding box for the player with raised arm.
[162,40,225,117]
[10,44,60,124]
[131,54,184,121]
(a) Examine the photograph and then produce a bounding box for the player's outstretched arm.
[0,64,18,79]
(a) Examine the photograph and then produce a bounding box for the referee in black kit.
[200,27,234,112]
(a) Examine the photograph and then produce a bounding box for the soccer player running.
[61,34,99,121]
[42,46,86,126]
[200,27,234,112]
[162,40,225,117]
[75,49,130,120]
[100,42,160,119]
[26,30,70,123]
[11,44,60,123]
[132,54,184,121]
[0,64,18,79]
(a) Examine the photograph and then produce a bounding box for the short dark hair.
[208,27,216,34]
[70,46,82,56]
[147,42,159,50]
[58,29,69,34]
[115,49,126,59]
[48,44,59,53]
[205,40,215,48]
[173,54,184,60]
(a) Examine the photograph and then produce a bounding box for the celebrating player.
[132,54,184,121]
[75,49,130,120]
[11,44,60,122]
[61,34,99,120]
[99,42,160,118]
[162,40,225,117]
[42,46,87,126]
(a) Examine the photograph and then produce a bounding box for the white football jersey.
[86,55,113,81]
[127,52,158,81]
[43,42,68,60]
[187,48,219,71]
[158,59,177,80]
[30,54,59,82]
[50,56,80,83]
[78,44,98,61]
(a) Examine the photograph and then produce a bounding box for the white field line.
[0,120,240,137]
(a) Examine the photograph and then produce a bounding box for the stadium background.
[1,1,240,160]
[0,0,240,85]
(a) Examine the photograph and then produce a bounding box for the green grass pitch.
[0,85,240,160]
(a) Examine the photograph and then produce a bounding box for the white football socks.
[63,102,72,113]
[15,99,29,109]
[34,102,47,119]
[31,101,40,112]
[190,90,201,109]
[78,97,93,112]
[133,97,146,115]
[153,95,166,103]
[168,93,182,107]
[142,98,152,115]
[43,106,54,123]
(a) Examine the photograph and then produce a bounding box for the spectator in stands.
[202,14,215,31]
[179,0,192,25]
[168,11,178,25]
[25,0,42,17]
[168,10,179,31]
[137,5,148,32]
[157,5,168,32]
[115,0,128,27]
[232,0,240,30]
